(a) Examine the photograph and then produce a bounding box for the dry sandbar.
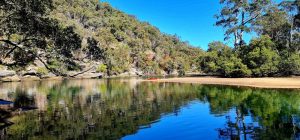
[144,77,300,89]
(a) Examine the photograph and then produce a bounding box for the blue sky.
[102,0,282,50]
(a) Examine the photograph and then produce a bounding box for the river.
[0,78,299,139]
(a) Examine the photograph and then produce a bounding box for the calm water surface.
[0,79,300,140]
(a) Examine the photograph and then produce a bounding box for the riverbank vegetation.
[198,0,300,77]
[0,0,299,79]
[0,0,202,78]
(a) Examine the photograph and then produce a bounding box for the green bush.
[221,55,251,77]
[279,52,300,75]
[37,67,49,75]
[245,35,280,76]
[47,59,67,74]
[96,64,107,73]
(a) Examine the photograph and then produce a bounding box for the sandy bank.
[144,77,300,89]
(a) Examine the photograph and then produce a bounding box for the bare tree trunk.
[239,11,245,48]
[289,21,293,54]
[234,31,239,47]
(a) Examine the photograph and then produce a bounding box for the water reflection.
[0,79,300,139]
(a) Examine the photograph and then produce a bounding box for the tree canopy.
[199,0,300,77]
[0,0,203,76]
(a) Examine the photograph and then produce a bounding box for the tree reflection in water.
[0,79,300,139]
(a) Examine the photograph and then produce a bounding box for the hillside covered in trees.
[0,0,202,79]
[1,0,300,80]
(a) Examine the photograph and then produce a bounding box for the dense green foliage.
[1,0,300,78]
[198,41,251,77]
[199,0,300,77]
[0,0,202,76]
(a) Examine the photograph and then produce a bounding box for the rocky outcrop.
[74,72,103,79]
[41,72,56,79]
[21,75,41,81]
[0,65,8,70]
[0,61,147,83]
[44,76,63,80]
[118,72,133,77]
[0,70,20,82]
[171,70,179,75]
[129,68,143,77]
[1,75,21,82]
[21,65,38,76]
[0,70,16,77]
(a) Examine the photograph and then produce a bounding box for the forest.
[0,0,299,78]
[0,0,201,78]
[199,0,300,77]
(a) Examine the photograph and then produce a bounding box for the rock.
[0,65,8,70]
[1,75,21,82]
[67,71,78,77]
[34,59,46,67]
[75,73,103,79]
[160,70,167,76]
[40,72,62,80]
[22,65,38,76]
[21,75,41,81]
[129,68,143,77]
[41,72,57,79]
[171,70,179,75]
[44,76,63,80]
[118,72,131,77]
[23,69,38,76]
[1,58,15,65]
[0,70,16,77]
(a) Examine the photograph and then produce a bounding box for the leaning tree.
[215,0,271,48]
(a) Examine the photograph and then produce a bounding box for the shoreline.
[143,77,300,89]
[2,76,300,89]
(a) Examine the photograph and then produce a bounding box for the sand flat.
[144,77,300,89]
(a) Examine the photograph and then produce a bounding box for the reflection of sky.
[2,79,300,139]
[122,100,259,140]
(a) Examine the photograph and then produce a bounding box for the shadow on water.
[0,79,300,139]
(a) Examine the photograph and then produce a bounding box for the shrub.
[63,59,81,71]
[221,55,252,77]
[279,52,300,75]
[245,35,280,76]
[96,64,107,73]
[37,67,49,75]
[47,59,67,74]
[178,63,185,76]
